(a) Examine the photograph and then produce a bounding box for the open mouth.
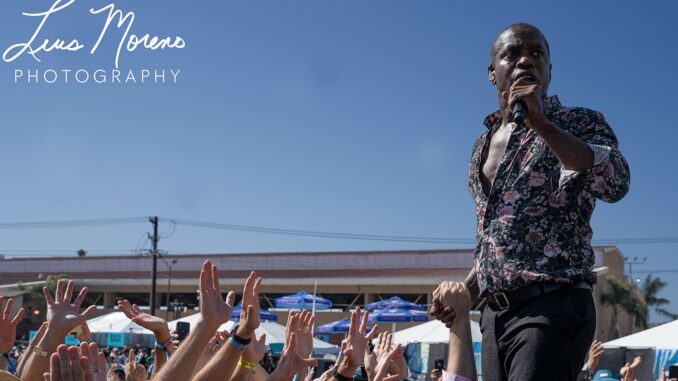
[513,74,536,84]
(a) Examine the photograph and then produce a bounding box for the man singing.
[432,23,630,380]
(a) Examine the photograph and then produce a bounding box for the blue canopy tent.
[274,291,332,310]
[365,296,427,312]
[315,316,378,334]
[315,318,352,334]
[230,304,278,322]
[372,308,428,332]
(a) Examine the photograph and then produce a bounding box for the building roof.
[0,247,612,287]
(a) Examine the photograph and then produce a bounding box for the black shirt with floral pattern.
[469,95,630,296]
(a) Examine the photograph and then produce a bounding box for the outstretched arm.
[193,271,262,381]
[22,280,96,381]
[432,281,476,381]
[154,261,235,381]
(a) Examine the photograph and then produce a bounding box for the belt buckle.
[492,292,510,310]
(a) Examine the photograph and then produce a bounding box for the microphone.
[512,101,527,125]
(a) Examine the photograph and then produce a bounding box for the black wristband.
[332,367,353,381]
[230,325,252,345]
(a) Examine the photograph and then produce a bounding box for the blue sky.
[0,1,677,322]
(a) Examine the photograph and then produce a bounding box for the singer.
[431,23,630,380]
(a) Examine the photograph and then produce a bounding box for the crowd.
[0,261,467,381]
[0,261,674,381]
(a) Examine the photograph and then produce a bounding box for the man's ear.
[488,64,496,84]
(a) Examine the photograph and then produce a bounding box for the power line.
[634,270,678,274]
[0,217,147,229]
[164,218,475,244]
[165,217,678,245]
[0,216,675,246]
[595,237,678,245]
[0,249,136,254]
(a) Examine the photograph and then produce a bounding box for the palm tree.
[640,274,677,324]
[600,275,646,339]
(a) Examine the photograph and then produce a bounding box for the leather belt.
[487,280,591,310]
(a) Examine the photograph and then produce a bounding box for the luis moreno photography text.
[0,1,677,381]
[3,0,184,85]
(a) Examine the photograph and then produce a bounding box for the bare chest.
[480,127,512,196]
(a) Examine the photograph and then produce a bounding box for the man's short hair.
[490,23,550,64]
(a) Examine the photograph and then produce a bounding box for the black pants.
[480,287,596,381]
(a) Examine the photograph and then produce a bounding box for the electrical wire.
[163,217,678,245]
[164,218,475,244]
[0,217,147,229]
[0,216,675,246]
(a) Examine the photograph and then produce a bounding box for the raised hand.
[373,332,392,360]
[199,261,235,328]
[587,340,604,371]
[270,332,318,381]
[337,307,378,376]
[242,333,267,364]
[431,281,471,328]
[388,338,408,379]
[237,271,262,339]
[78,342,107,381]
[44,280,96,337]
[372,332,406,379]
[372,344,401,381]
[44,344,87,381]
[0,296,25,352]
[118,299,171,343]
[363,341,378,381]
[124,349,147,381]
[294,310,314,358]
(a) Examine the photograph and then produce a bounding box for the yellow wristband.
[238,358,257,371]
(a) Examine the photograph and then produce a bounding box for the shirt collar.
[482,94,562,130]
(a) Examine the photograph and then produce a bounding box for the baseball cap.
[592,369,620,381]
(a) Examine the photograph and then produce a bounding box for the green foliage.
[601,275,647,338]
[640,274,677,323]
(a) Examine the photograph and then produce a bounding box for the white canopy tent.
[604,319,678,378]
[605,319,678,349]
[168,316,339,355]
[87,312,153,335]
[391,319,482,345]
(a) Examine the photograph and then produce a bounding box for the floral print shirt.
[469,95,630,296]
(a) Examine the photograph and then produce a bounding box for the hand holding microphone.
[512,101,527,125]
[505,75,538,126]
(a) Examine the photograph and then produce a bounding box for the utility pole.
[150,216,159,316]
[624,256,647,283]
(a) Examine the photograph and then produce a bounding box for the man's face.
[488,27,551,99]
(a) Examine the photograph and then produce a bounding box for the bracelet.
[331,366,353,381]
[155,339,172,358]
[230,325,253,345]
[238,358,257,371]
[228,337,247,351]
[33,346,50,358]
[161,338,173,351]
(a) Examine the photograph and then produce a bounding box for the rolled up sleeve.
[559,110,630,203]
